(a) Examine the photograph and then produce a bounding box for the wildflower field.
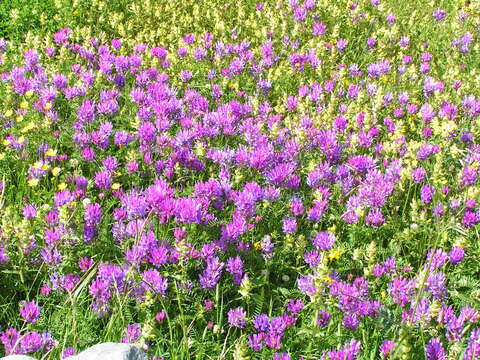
[0,0,480,359]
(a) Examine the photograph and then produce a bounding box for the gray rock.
[0,356,37,360]
[64,343,148,360]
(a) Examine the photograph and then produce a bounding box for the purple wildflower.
[343,313,360,330]
[273,353,291,360]
[199,257,224,289]
[316,310,331,327]
[155,310,166,323]
[62,347,75,358]
[432,9,446,22]
[420,184,436,204]
[464,328,480,360]
[254,314,270,332]
[228,307,247,328]
[380,340,395,358]
[19,301,41,324]
[321,339,361,360]
[84,203,102,226]
[287,299,303,315]
[425,248,448,271]
[226,256,244,285]
[23,204,37,219]
[298,275,317,296]
[142,269,168,296]
[282,217,297,234]
[425,338,446,360]
[248,333,265,351]
[311,231,336,251]
[449,247,464,264]
[122,323,142,344]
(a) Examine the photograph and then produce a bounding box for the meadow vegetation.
[0,0,480,359]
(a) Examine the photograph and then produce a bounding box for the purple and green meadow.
[0,0,480,359]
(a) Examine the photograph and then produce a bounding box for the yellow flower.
[18,136,25,144]
[130,118,140,129]
[16,115,24,123]
[70,199,77,207]
[328,249,343,262]
[327,225,336,233]
[321,275,335,283]
[356,207,366,218]
[0,153,5,160]
[441,121,457,138]
[25,90,34,97]
[51,167,62,176]
[21,122,35,133]
[111,183,121,190]
[58,183,67,190]
[45,148,57,157]
[238,275,252,298]
[4,110,13,117]
[20,101,29,109]
[2,139,11,146]
[44,102,52,110]
[28,178,39,187]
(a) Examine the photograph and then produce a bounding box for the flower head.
[228,307,247,328]
[19,301,41,324]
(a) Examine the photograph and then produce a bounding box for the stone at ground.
[64,343,148,360]
[0,356,37,360]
